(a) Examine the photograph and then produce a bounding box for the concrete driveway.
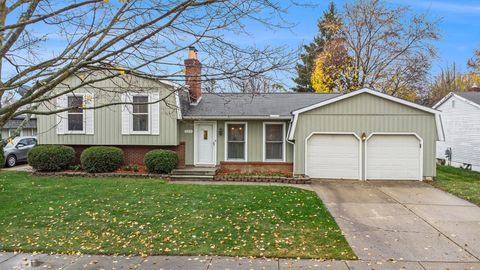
[311,180,480,262]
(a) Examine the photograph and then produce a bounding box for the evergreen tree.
[293,2,341,92]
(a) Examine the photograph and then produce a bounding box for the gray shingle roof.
[3,118,37,129]
[182,92,341,117]
[455,91,480,106]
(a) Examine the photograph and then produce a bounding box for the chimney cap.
[187,46,198,60]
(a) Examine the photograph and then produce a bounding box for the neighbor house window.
[132,96,149,132]
[8,129,23,137]
[226,123,246,160]
[264,123,284,161]
[67,95,84,131]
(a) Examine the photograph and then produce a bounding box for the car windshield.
[4,138,23,148]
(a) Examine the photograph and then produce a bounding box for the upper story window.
[67,95,84,131]
[452,100,455,108]
[264,123,285,161]
[132,96,149,132]
[226,123,246,160]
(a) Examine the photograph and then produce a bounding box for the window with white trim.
[132,96,149,132]
[264,123,284,161]
[227,123,246,160]
[67,95,84,131]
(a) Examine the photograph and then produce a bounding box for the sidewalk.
[1,252,480,270]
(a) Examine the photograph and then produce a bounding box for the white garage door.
[366,135,421,180]
[306,134,361,179]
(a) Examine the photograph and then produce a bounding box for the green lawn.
[433,165,480,206]
[0,172,355,259]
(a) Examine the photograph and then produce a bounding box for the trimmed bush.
[28,145,75,171]
[144,149,178,174]
[80,146,124,173]
[0,145,4,168]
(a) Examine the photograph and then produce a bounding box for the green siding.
[293,93,438,177]
[37,74,179,146]
[179,120,293,165]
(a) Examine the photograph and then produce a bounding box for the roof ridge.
[201,92,341,95]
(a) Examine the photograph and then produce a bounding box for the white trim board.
[184,116,292,120]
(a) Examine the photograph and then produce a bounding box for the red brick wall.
[218,162,293,177]
[68,143,186,168]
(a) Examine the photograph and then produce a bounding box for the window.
[132,96,149,132]
[452,100,455,108]
[226,123,246,160]
[67,95,84,131]
[17,138,29,147]
[264,123,284,161]
[8,129,22,137]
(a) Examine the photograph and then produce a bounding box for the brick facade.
[69,142,186,168]
[217,161,293,177]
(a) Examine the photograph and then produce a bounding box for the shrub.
[144,149,178,174]
[80,146,123,173]
[28,145,75,172]
[124,164,132,171]
[0,145,4,168]
[133,164,139,172]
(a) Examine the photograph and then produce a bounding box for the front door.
[196,123,215,165]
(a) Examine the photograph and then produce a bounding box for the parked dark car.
[3,136,37,167]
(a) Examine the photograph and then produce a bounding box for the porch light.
[218,127,223,136]
[361,132,367,141]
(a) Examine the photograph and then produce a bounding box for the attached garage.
[289,88,444,181]
[306,133,361,180]
[366,134,422,180]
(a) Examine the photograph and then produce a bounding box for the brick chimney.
[184,46,202,103]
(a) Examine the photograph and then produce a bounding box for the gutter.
[182,115,293,120]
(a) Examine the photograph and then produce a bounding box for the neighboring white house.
[434,90,480,171]
[1,115,37,139]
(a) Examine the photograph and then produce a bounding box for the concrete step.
[169,175,214,181]
[171,168,217,176]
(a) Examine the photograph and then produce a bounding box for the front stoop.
[170,166,217,181]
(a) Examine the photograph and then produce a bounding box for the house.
[434,89,480,171]
[36,47,443,180]
[2,115,37,139]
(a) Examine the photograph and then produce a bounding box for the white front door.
[196,123,215,165]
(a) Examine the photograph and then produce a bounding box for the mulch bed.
[214,175,311,184]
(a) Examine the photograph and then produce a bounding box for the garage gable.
[288,88,444,141]
[293,88,438,116]
[302,92,432,116]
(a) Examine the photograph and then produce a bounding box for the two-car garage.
[305,133,422,180]
[289,88,443,181]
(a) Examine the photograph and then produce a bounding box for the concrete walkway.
[2,164,32,172]
[311,180,480,263]
[2,252,480,270]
